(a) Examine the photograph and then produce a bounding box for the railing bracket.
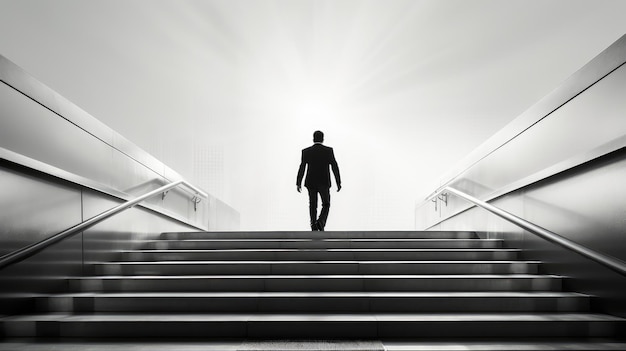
[192,196,202,212]
[438,192,448,206]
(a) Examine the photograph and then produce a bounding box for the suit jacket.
[297,143,341,188]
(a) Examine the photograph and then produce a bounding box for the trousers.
[307,185,331,228]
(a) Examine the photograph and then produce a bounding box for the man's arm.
[330,149,341,192]
[296,150,306,193]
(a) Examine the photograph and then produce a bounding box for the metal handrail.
[431,186,626,276]
[0,180,208,270]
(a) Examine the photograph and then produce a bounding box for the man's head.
[313,130,324,143]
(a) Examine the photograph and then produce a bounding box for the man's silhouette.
[297,130,341,231]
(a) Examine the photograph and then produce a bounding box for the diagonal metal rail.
[0,180,207,270]
[432,186,626,276]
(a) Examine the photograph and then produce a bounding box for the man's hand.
[337,184,342,192]
[297,185,302,193]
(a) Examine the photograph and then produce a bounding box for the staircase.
[2,230,625,342]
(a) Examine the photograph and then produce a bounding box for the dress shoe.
[316,221,324,231]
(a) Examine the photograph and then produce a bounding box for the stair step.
[2,341,626,351]
[39,292,591,313]
[146,239,503,250]
[383,341,626,351]
[69,274,562,292]
[93,260,541,275]
[160,231,478,240]
[4,313,623,338]
[119,249,520,261]
[8,229,624,342]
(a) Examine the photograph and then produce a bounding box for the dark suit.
[297,143,341,229]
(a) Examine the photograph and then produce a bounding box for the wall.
[0,54,239,313]
[415,34,626,317]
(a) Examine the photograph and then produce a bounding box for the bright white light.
[3,1,626,230]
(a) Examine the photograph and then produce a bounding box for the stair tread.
[162,231,474,235]
[98,260,542,264]
[2,341,626,351]
[150,239,501,243]
[159,231,478,240]
[51,291,588,297]
[74,274,560,279]
[5,312,622,322]
[125,248,519,252]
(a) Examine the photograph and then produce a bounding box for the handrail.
[0,180,207,270]
[431,186,626,277]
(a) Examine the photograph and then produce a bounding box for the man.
[297,130,342,231]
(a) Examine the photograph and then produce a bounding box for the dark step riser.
[94,262,539,276]
[5,320,622,339]
[70,277,562,292]
[160,232,478,240]
[146,240,502,250]
[119,251,520,261]
[41,296,590,313]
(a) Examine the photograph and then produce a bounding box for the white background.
[1,0,625,230]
